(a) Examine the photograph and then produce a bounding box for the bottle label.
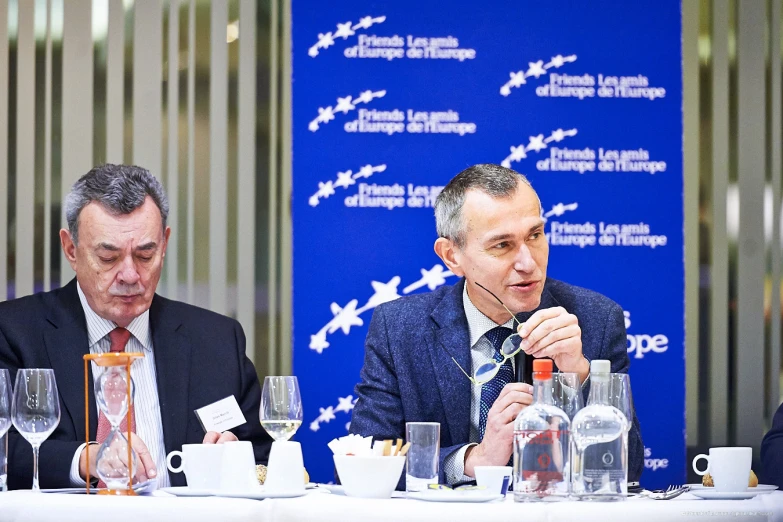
[514,429,569,494]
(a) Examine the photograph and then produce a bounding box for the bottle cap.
[533,359,553,372]
[590,359,611,374]
[532,359,553,380]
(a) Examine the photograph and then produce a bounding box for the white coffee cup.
[264,440,306,493]
[166,444,224,490]
[217,440,260,493]
[474,465,512,496]
[692,447,752,492]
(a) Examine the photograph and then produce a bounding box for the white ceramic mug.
[218,440,260,493]
[692,447,752,492]
[166,444,224,490]
[264,440,306,493]
[474,466,512,496]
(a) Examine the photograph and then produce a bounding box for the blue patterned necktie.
[478,326,514,441]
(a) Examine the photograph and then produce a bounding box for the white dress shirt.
[441,285,515,485]
[69,283,170,488]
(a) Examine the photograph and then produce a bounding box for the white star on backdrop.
[527,134,547,153]
[334,96,355,114]
[526,60,546,79]
[309,331,330,353]
[328,300,364,335]
[334,21,354,39]
[316,180,335,199]
[334,170,356,189]
[335,395,356,414]
[363,277,402,310]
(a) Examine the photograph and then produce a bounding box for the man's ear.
[60,229,78,271]
[434,237,465,277]
[162,226,171,258]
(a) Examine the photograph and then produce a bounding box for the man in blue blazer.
[0,165,271,489]
[350,164,643,486]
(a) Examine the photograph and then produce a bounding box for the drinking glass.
[12,369,61,491]
[259,376,303,441]
[0,433,7,492]
[0,369,12,491]
[405,422,440,492]
[552,372,583,420]
[607,373,633,432]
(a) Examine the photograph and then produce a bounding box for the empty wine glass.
[608,373,634,432]
[0,369,12,491]
[12,369,61,491]
[552,372,584,420]
[0,370,12,439]
[259,376,302,441]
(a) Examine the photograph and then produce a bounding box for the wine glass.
[12,369,61,491]
[552,372,584,420]
[608,373,633,432]
[0,369,12,491]
[259,376,302,441]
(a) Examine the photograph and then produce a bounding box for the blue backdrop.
[291,0,683,489]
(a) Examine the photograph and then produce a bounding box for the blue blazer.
[349,277,644,486]
[761,401,783,487]
[0,279,272,489]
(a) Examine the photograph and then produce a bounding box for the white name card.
[194,395,247,433]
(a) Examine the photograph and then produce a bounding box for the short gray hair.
[65,164,169,245]
[434,163,535,248]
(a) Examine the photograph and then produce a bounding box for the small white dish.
[211,486,307,500]
[159,486,214,497]
[407,490,504,503]
[687,483,778,500]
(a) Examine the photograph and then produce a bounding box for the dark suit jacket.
[349,277,644,486]
[761,401,783,487]
[0,279,272,489]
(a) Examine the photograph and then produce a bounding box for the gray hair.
[434,163,536,248]
[65,164,170,245]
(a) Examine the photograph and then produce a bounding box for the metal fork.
[642,484,691,500]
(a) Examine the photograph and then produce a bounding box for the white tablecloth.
[0,490,268,522]
[1,489,782,522]
[267,491,783,522]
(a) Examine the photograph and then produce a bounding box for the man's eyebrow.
[530,219,546,230]
[484,220,546,244]
[485,233,514,244]
[96,243,119,252]
[135,242,158,251]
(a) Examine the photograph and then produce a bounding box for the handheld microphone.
[515,350,534,384]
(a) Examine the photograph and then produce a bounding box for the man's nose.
[513,243,537,273]
[116,256,141,285]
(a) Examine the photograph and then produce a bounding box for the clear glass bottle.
[571,360,628,501]
[513,359,571,502]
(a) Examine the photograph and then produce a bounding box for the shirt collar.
[76,282,152,351]
[462,284,515,348]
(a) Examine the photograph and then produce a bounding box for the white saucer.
[317,484,345,495]
[407,490,504,503]
[687,484,778,500]
[42,479,157,495]
[159,486,214,497]
[211,486,307,500]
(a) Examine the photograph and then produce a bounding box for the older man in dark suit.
[349,163,643,486]
[0,164,271,489]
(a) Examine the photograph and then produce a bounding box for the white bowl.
[333,455,406,498]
